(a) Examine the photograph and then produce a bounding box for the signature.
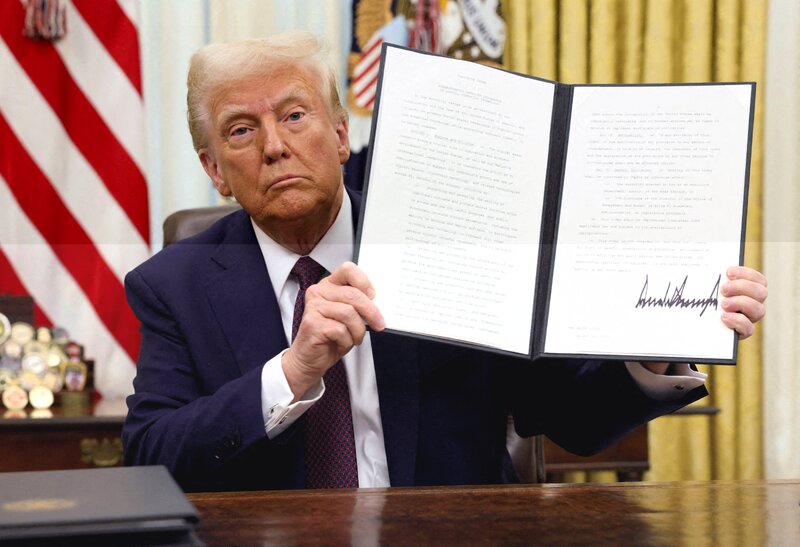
[635,274,721,317]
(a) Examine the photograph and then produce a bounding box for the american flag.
[351,32,383,110]
[0,0,149,398]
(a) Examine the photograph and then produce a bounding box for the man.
[122,33,768,492]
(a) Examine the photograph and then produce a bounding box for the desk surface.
[188,480,800,545]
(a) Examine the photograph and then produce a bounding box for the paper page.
[544,84,752,360]
[357,47,555,354]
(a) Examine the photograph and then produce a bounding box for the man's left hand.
[720,265,767,339]
[642,265,768,375]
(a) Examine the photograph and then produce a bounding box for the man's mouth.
[269,174,301,188]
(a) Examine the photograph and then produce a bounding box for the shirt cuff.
[261,350,324,438]
[624,362,707,401]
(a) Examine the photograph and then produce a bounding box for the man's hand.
[720,265,767,339]
[282,261,385,401]
[641,266,768,376]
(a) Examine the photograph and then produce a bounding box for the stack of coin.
[0,313,72,412]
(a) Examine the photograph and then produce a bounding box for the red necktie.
[291,256,359,488]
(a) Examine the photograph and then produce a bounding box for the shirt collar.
[252,192,354,300]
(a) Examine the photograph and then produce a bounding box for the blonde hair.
[186,32,346,151]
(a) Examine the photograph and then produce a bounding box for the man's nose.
[261,119,287,163]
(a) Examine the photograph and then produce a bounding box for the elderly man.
[122,33,767,492]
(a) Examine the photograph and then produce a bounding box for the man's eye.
[287,112,304,122]
[230,127,249,137]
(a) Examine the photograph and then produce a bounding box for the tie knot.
[291,256,327,291]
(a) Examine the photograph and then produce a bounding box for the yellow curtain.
[502,0,766,481]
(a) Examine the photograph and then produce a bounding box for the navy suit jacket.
[122,190,706,492]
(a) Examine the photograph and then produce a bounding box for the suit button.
[674,384,685,391]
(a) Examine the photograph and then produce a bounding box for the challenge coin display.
[0,313,10,345]
[21,352,47,376]
[0,369,14,391]
[2,385,28,411]
[36,326,52,344]
[2,340,22,360]
[29,385,54,410]
[9,322,35,346]
[22,340,48,356]
[0,320,89,412]
[42,370,64,393]
[63,361,88,392]
[46,346,67,368]
[18,371,42,392]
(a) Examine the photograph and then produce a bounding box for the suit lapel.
[204,212,288,376]
[201,190,362,376]
[200,193,422,486]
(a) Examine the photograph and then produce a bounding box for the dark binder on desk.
[354,44,755,364]
[0,466,199,544]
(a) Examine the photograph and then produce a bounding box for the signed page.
[357,46,554,354]
[544,84,752,361]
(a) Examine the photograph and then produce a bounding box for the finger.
[285,315,354,396]
[721,311,755,339]
[312,300,371,345]
[326,261,376,299]
[307,283,386,331]
[295,311,357,356]
[726,266,767,288]
[721,295,766,324]
[721,278,768,303]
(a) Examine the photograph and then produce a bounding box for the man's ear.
[336,117,350,165]
[199,148,232,197]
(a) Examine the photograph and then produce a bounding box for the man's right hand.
[281,261,385,402]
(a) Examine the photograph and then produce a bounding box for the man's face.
[198,63,350,236]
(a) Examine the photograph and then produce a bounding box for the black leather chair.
[162,203,242,247]
[508,418,546,483]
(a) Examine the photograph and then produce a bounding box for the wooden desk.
[188,481,800,545]
[0,398,126,471]
[0,404,642,478]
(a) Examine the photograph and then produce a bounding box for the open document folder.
[355,44,755,364]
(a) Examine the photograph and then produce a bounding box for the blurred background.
[0,0,797,483]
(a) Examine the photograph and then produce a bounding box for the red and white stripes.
[0,0,149,398]
[352,33,383,109]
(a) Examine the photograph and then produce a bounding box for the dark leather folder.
[0,466,199,544]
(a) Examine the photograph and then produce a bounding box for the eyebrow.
[216,105,254,131]
[216,88,315,130]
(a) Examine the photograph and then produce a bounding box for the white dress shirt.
[252,193,707,488]
[254,196,390,487]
